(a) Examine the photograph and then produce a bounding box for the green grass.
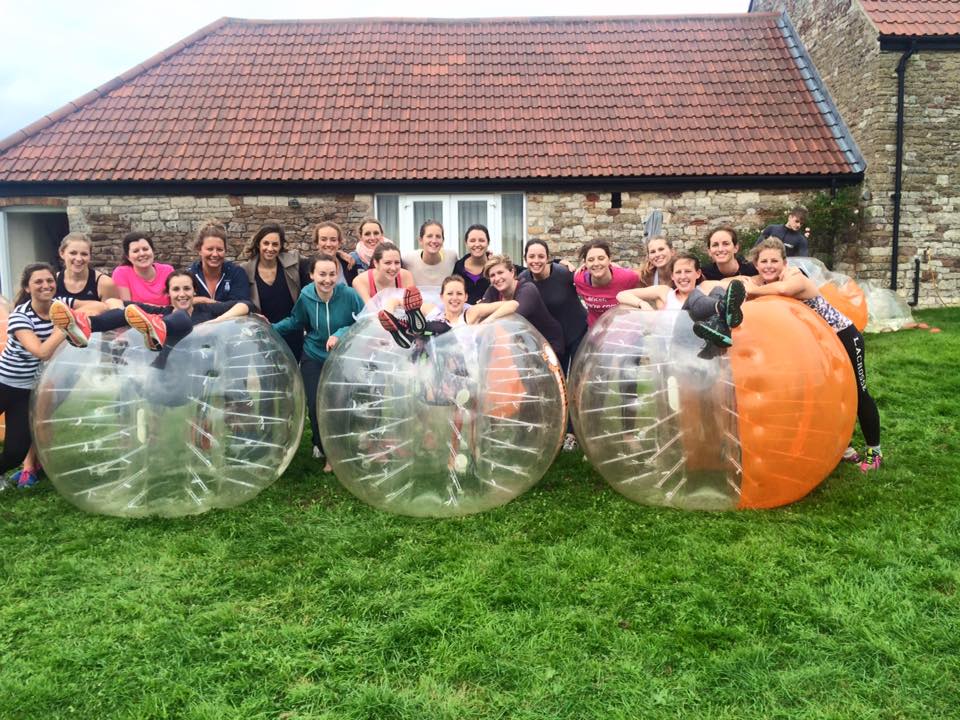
[2,309,959,719]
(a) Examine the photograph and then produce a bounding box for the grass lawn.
[2,309,958,719]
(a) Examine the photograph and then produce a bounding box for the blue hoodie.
[272,282,364,361]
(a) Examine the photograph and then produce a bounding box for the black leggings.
[91,307,194,339]
[837,325,881,447]
[301,356,326,454]
[0,382,33,473]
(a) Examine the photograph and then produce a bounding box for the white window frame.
[377,193,524,255]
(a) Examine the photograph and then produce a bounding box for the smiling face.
[487,263,516,295]
[647,239,674,269]
[584,247,611,279]
[199,236,226,271]
[671,258,701,294]
[466,229,489,258]
[419,223,444,257]
[60,240,91,274]
[126,238,155,269]
[27,268,57,303]
[316,226,341,256]
[168,274,196,311]
[524,243,549,278]
[755,247,786,283]
[312,259,338,297]
[441,278,467,316]
[258,232,282,263]
[359,222,383,250]
[373,249,402,280]
[708,230,738,265]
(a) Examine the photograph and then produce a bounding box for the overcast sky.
[1,0,749,140]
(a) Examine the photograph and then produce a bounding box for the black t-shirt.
[256,270,295,324]
[482,278,565,358]
[701,255,759,281]
[518,262,587,348]
[760,224,808,257]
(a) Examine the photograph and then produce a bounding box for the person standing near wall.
[757,207,810,257]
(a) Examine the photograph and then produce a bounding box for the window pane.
[413,201,444,241]
[457,201,488,255]
[376,195,400,243]
[501,193,525,262]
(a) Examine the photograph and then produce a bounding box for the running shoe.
[312,445,324,460]
[841,446,862,464]
[378,310,414,349]
[859,448,883,472]
[51,300,91,348]
[692,315,732,348]
[124,304,167,351]
[402,286,428,334]
[718,280,746,329]
[562,433,579,452]
[13,468,40,489]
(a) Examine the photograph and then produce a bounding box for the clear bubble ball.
[33,317,305,517]
[318,314,566,517]
[569,301,856,511]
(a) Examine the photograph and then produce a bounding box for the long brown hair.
[15,262,57,305]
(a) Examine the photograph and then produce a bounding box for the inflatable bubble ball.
[318,314,566,517]
[788,257,867,331]
[859,279,916,332]
[569,300,857,511]
[33,317,305,518]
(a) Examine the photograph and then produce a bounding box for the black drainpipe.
[890,41,917,291]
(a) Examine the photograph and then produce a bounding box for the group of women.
[0,218,881,489]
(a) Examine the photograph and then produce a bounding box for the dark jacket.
[187,260,251,303]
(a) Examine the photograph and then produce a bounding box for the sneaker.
[718,280,746,329]
[693,314,732,348]
[859,448,883,472]
[51,300,91,348]
[841,446,862,464]
[378,310,414,349]
[124,304,167,351]
[563,433,578,452]
[312,445,324,460]
[402,287,428,334]
[13,468,40,489]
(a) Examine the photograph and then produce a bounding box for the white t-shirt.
[402,251,456,288]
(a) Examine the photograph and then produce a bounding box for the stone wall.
[527,188,809,262]
[62,188,817,272]
[65,193,374,271]
[752,0,960,305]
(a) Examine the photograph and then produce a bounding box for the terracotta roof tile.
[0,15,862,183]
[859,0,960,37]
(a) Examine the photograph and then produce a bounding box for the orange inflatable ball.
[730,297,857,509]
[820,279,868,332]
[568,301,857,511]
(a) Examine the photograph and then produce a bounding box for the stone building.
[750,0,960,305]
[0,15,863,296]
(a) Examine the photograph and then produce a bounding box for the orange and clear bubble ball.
[569,299,856,510]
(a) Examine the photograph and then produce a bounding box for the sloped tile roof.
[0,15,863,184]
[859,0,960,37]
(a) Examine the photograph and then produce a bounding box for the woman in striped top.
[0,264,72,487]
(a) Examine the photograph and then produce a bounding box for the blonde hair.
[483,254,515,278]
[59,232,91,253]
[748,237,786,263]
[194,220,228,251]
